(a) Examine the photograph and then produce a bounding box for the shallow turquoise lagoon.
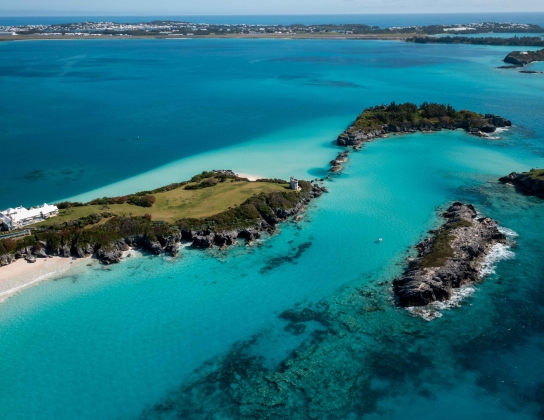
[0,40,543,419]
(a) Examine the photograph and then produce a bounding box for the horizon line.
[3,11,544,17]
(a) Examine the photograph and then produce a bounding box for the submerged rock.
[393,202,507,307]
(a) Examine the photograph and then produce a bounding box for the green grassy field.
[527,169,544,180]
[34,181,290,227]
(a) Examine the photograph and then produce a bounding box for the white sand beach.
[235,173,262,181]
[0,257,88,302]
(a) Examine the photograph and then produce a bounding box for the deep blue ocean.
[0,20,544,419]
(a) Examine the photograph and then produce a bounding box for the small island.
[0,171,325,267]
[499,169,544,198]
[393,202,506,307]
[337,102,511,148]
[408,36,544,47]
[504,48,544,66]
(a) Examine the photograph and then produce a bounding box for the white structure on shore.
[0,204,58,231]
[290,176,301,191]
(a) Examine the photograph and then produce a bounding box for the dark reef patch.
[259,241,312,274]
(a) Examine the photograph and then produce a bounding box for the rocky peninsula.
[336,102,511,149]
[0,171,325,268]
[393,202,506,307]
[503,48,544,66]
[499,169,544,198]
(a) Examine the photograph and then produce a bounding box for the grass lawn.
[34,181,290,227]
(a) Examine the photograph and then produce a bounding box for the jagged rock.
[124,235,145,247]
[192,234,215,249]
[214,230,238,247]
[95,241,128,264]
[0,253,14,267]
[499,170,544,198]
[393,202,507,307]
[144,238,163,254]
[238,228,261,242]
[32,246,48,258]
[73,244,94,258]
[25,255,36,263]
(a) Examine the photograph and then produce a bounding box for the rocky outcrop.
[393,202,507,307]
[329,151,350,173]
[337,114,511,147]
[499,170,544,198]
[0,253,14,267]
[504,48,544,66]
[181,183,325,249]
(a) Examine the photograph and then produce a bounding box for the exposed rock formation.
[499,170,544,198]
[504,48,544,66]
[337,113,511,147]
[393,202,507,307]
[182,183,325,249]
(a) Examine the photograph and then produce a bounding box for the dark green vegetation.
[419,219,472,268]
[350,102,482,132]
[504,48,544,66]
[0,215,171,257]
[408,36,544,47]
[177,180,313,232]
[499,168,544,198]
[0,173,309,258]
[528,169,544,180]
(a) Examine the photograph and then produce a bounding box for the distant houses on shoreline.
[0,204,58,231]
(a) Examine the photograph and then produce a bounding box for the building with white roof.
[0,204,58,231]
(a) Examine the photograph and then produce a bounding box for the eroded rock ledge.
[393,202,506,307]
[0,183,325,267]
[499,169,544,198]
[337,102,511,149]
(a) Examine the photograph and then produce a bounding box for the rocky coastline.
[0,183,325,268]
[393,202,506,307]
[499,169,544,198]
[503,48,544,66]
[337,113,511,149]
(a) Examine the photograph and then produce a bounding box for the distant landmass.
[1,20,542,40]
[407,36,544,47]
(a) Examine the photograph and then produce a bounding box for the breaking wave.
[409,227,517,321]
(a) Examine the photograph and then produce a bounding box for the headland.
[503,48,544,66]
[500,168,544,197]
[336,102,511,149]
[393,202,507,307]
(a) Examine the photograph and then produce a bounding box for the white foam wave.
[480,242,515,277]
[0,270,62,303]
[408,230,517,321]
[498,226,518,238]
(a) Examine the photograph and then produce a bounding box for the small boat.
[378,238,383,242]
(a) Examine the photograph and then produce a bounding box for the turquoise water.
[0,39,544,418]
[527,61,544,71]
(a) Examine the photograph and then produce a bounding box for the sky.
[1,0,543,16]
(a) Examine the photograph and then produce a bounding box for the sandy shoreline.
[0,257,89,302]
[236,172,262,181]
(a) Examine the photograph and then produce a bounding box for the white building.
[290,176,301,191]
[0,204,58,230]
